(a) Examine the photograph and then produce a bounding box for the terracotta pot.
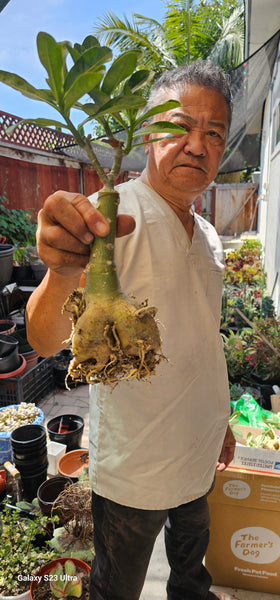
[0,354,26,379]
[22,349,38,374]
[30,557,91,599]
[58,448,89,481]
[0,319,16,335]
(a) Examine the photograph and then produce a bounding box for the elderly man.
[26,61,236,600]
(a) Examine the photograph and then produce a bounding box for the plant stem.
[85,190,121,299]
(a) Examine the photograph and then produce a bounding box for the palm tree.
[208,6,244,70]
[94,0,244,74]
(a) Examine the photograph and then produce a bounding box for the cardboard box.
[206,468,280,593]
[230,423,280,474]
[231,444,280,474]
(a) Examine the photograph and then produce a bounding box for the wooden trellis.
[0,110,75,154]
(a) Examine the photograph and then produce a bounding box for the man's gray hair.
[146,60,232,127]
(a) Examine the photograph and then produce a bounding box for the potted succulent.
[30,557,91,600]
[0,502,58,599]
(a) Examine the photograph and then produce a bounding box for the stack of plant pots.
[0,332,26,378]
[0,243,14,288]
[10,424,48,501]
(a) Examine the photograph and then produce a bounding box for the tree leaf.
[101,50,141,96]
[93,94,146,119]
[124,69,154,93]
[135,99,181,126]
[64,46,112,93]
[81,35,101,50]
[132,121,186,137]
[5,118,69,136]
[64,71,104,113]
[37,32,64,103]
[0,70,57,107]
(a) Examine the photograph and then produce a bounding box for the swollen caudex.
[63,291,163,385]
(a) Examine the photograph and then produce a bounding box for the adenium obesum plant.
[49,560,83,598]
[0,32,185,385]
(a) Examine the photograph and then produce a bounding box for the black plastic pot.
[11,425,48,498]
[0,333,19,357]
[37,475,73,521]
[0,345,21,373]
[21,466,48,502]
[11,424,46,451]
[0,243,14,288]
[47,414,84,452]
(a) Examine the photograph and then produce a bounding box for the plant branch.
[235,307,280,357]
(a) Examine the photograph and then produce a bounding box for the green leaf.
[81,35,101,50]
[132,121,186,137]
[64,72,104,113]
[101,50,141,96]
[94,94,146,119]
[64,46,112,93]
[135,99,181,126]
[37,32,64,102]
[64,560,76,577]
[6,118,69,137]
[124,69,154,93]
[0,70,57,107]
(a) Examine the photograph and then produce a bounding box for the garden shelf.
[0,356,54,407]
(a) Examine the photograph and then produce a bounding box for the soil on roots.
[64,290,164,386]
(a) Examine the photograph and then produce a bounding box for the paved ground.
[40,385,277,600]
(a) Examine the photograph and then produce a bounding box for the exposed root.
[64,290,164,386]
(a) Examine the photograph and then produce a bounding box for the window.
[272,101,280,152]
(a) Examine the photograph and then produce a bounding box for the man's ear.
[142,122,150,155]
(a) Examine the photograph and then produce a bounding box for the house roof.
[245,0,280,55]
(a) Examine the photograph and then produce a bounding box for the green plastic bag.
[230,393,273,428]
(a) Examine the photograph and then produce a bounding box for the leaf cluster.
[0,33,185,189]
[0,502,58,594]
[94,0,244,74]
[50,560,82,598]
[0,193,37,246]
[223,240,264,287]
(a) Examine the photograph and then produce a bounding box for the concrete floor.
[40,385,278,600]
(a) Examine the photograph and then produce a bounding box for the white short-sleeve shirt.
[88,178,230,510]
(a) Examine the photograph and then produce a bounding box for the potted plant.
[30,557,91,600]
[247,316,280,385]
[0,502,58,599]
[49,480,94,564]
[222,328,253,383]
[0,32,185,386]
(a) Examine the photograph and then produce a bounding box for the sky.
[0,0,166,122]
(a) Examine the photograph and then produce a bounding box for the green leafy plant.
[0,192,37,247]
[222,328,253,381]
[0,502,58,595]
[0,32,185,386]
[247,317,280,382]
[49,560,82,598]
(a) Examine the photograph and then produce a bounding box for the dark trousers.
[90,490,214,600]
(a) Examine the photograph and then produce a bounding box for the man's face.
[143,84,229,204]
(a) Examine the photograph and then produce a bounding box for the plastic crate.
[0,357,54,407]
